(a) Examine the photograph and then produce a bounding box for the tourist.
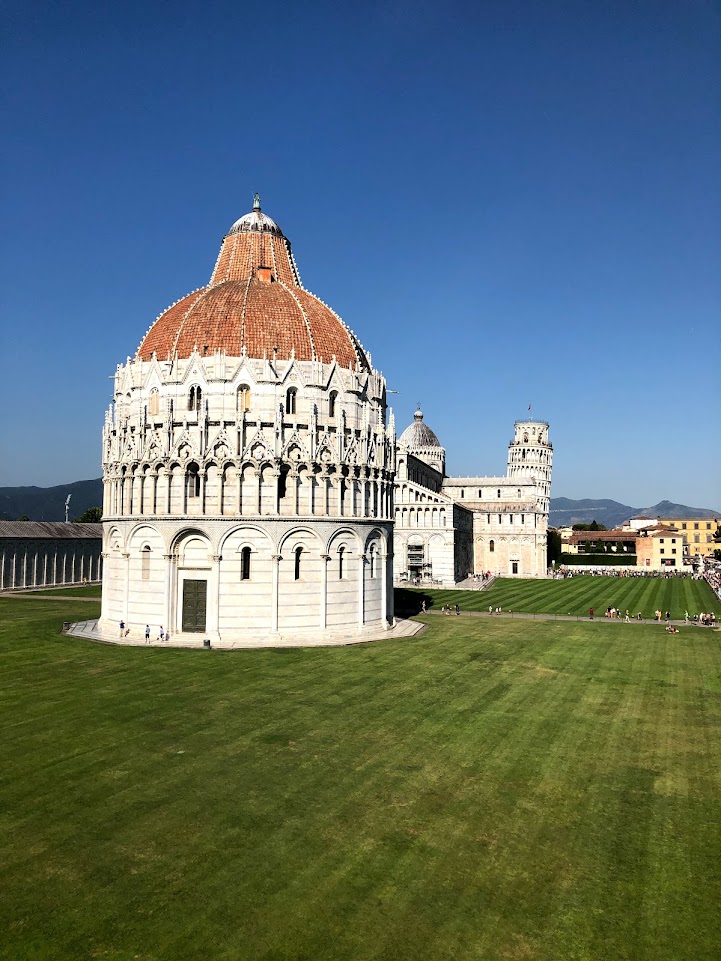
[119,619,125,637]
[589,608,594,619]
[158,625,165,641]
[455,603,460,616]
[665,611,670,624]
[145,624,151,643]
[625,610,630,622]
[421,600,426,613]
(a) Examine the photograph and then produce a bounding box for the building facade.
[0,522,102,590]
[655,517,720,558]
[636,526,683,570]
[100,198,395,641]
[394,411,552,582]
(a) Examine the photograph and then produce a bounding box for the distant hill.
[0,478,103,521]
[1,480,718,527]
[549,497,720,528]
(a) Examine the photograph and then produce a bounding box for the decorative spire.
[253,192,261,211]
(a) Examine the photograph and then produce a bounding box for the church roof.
[399,408,442,449]
[136,196,369,370]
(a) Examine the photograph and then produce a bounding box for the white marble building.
[99,198,395,642]
[394,411,552,582]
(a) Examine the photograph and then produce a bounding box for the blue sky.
[2,0,719,508]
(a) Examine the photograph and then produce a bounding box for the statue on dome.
[253,193,261,211]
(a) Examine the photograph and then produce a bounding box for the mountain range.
[1,479,718,527]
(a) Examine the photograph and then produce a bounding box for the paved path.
[62,617,426,650]
[425,609,711,629]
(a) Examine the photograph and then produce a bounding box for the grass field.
[402,575,721,620]
[2,594,721,961]
[15,584,103,598]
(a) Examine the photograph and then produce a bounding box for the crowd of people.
[556,567,698,579]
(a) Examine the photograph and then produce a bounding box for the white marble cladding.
[99,349,396,640]
[102,350,395,523]
[100,517,393,640]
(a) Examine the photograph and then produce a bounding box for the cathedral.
[394,409,552,583]
[99,196,551,643]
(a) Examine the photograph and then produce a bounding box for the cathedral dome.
[399,407,441,448]
[136,197,369,370]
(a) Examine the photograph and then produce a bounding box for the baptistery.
[100,196,396,641]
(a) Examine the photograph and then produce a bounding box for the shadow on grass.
[394,588,435,616]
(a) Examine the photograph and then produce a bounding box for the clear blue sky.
[2,0,719,508]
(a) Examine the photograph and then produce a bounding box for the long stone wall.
[0,535,102,590]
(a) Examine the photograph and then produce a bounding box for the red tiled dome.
[137,199,369,369]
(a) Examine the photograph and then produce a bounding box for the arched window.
[338,546,345,579]
[489,539,495,553]
[369,547,376,578]
[141,545,151,580]
[148,389,160,416]
[188,386,202,412]
[294,546,302,580]
[286,387,297,416]
[237,385,251,413]
[460,489,464,499]
[329,390,337,419]
[240,546,251,581]
[186,465,200,499]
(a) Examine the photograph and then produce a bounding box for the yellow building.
[656,517,720,558]
[636,527,683,570]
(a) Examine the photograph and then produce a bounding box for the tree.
[547,528,562,566]
[74,507,103,523]
[572,521,607,532]
[17,514,30,521]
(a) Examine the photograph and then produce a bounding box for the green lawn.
[401,575,721,620]
[16,583,103,598]
[2,596,721,961]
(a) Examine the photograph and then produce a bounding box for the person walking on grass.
[625,610,630,622]
[589,608,594,620]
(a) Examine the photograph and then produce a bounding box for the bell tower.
[507,420,552,513]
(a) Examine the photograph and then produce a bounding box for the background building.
[0,522,102,590]
[394,411,552,582]
[655,516,720,558]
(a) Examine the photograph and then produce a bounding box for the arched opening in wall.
[278,465,289,502]
[489,540,495,553]
[286,387,297,416]
[328,390,337,419]
[149,389,160,416]
[338,546,345,579]
[240,546,251,581]
[460,489,464,499]
[369,546,377,578]
[294,546,303,580]
[188,386,202,412]
[186,464,200,499]
[237,385,251,413]
[141,545,151,580]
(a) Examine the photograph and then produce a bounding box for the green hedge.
[560,553,637,566]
